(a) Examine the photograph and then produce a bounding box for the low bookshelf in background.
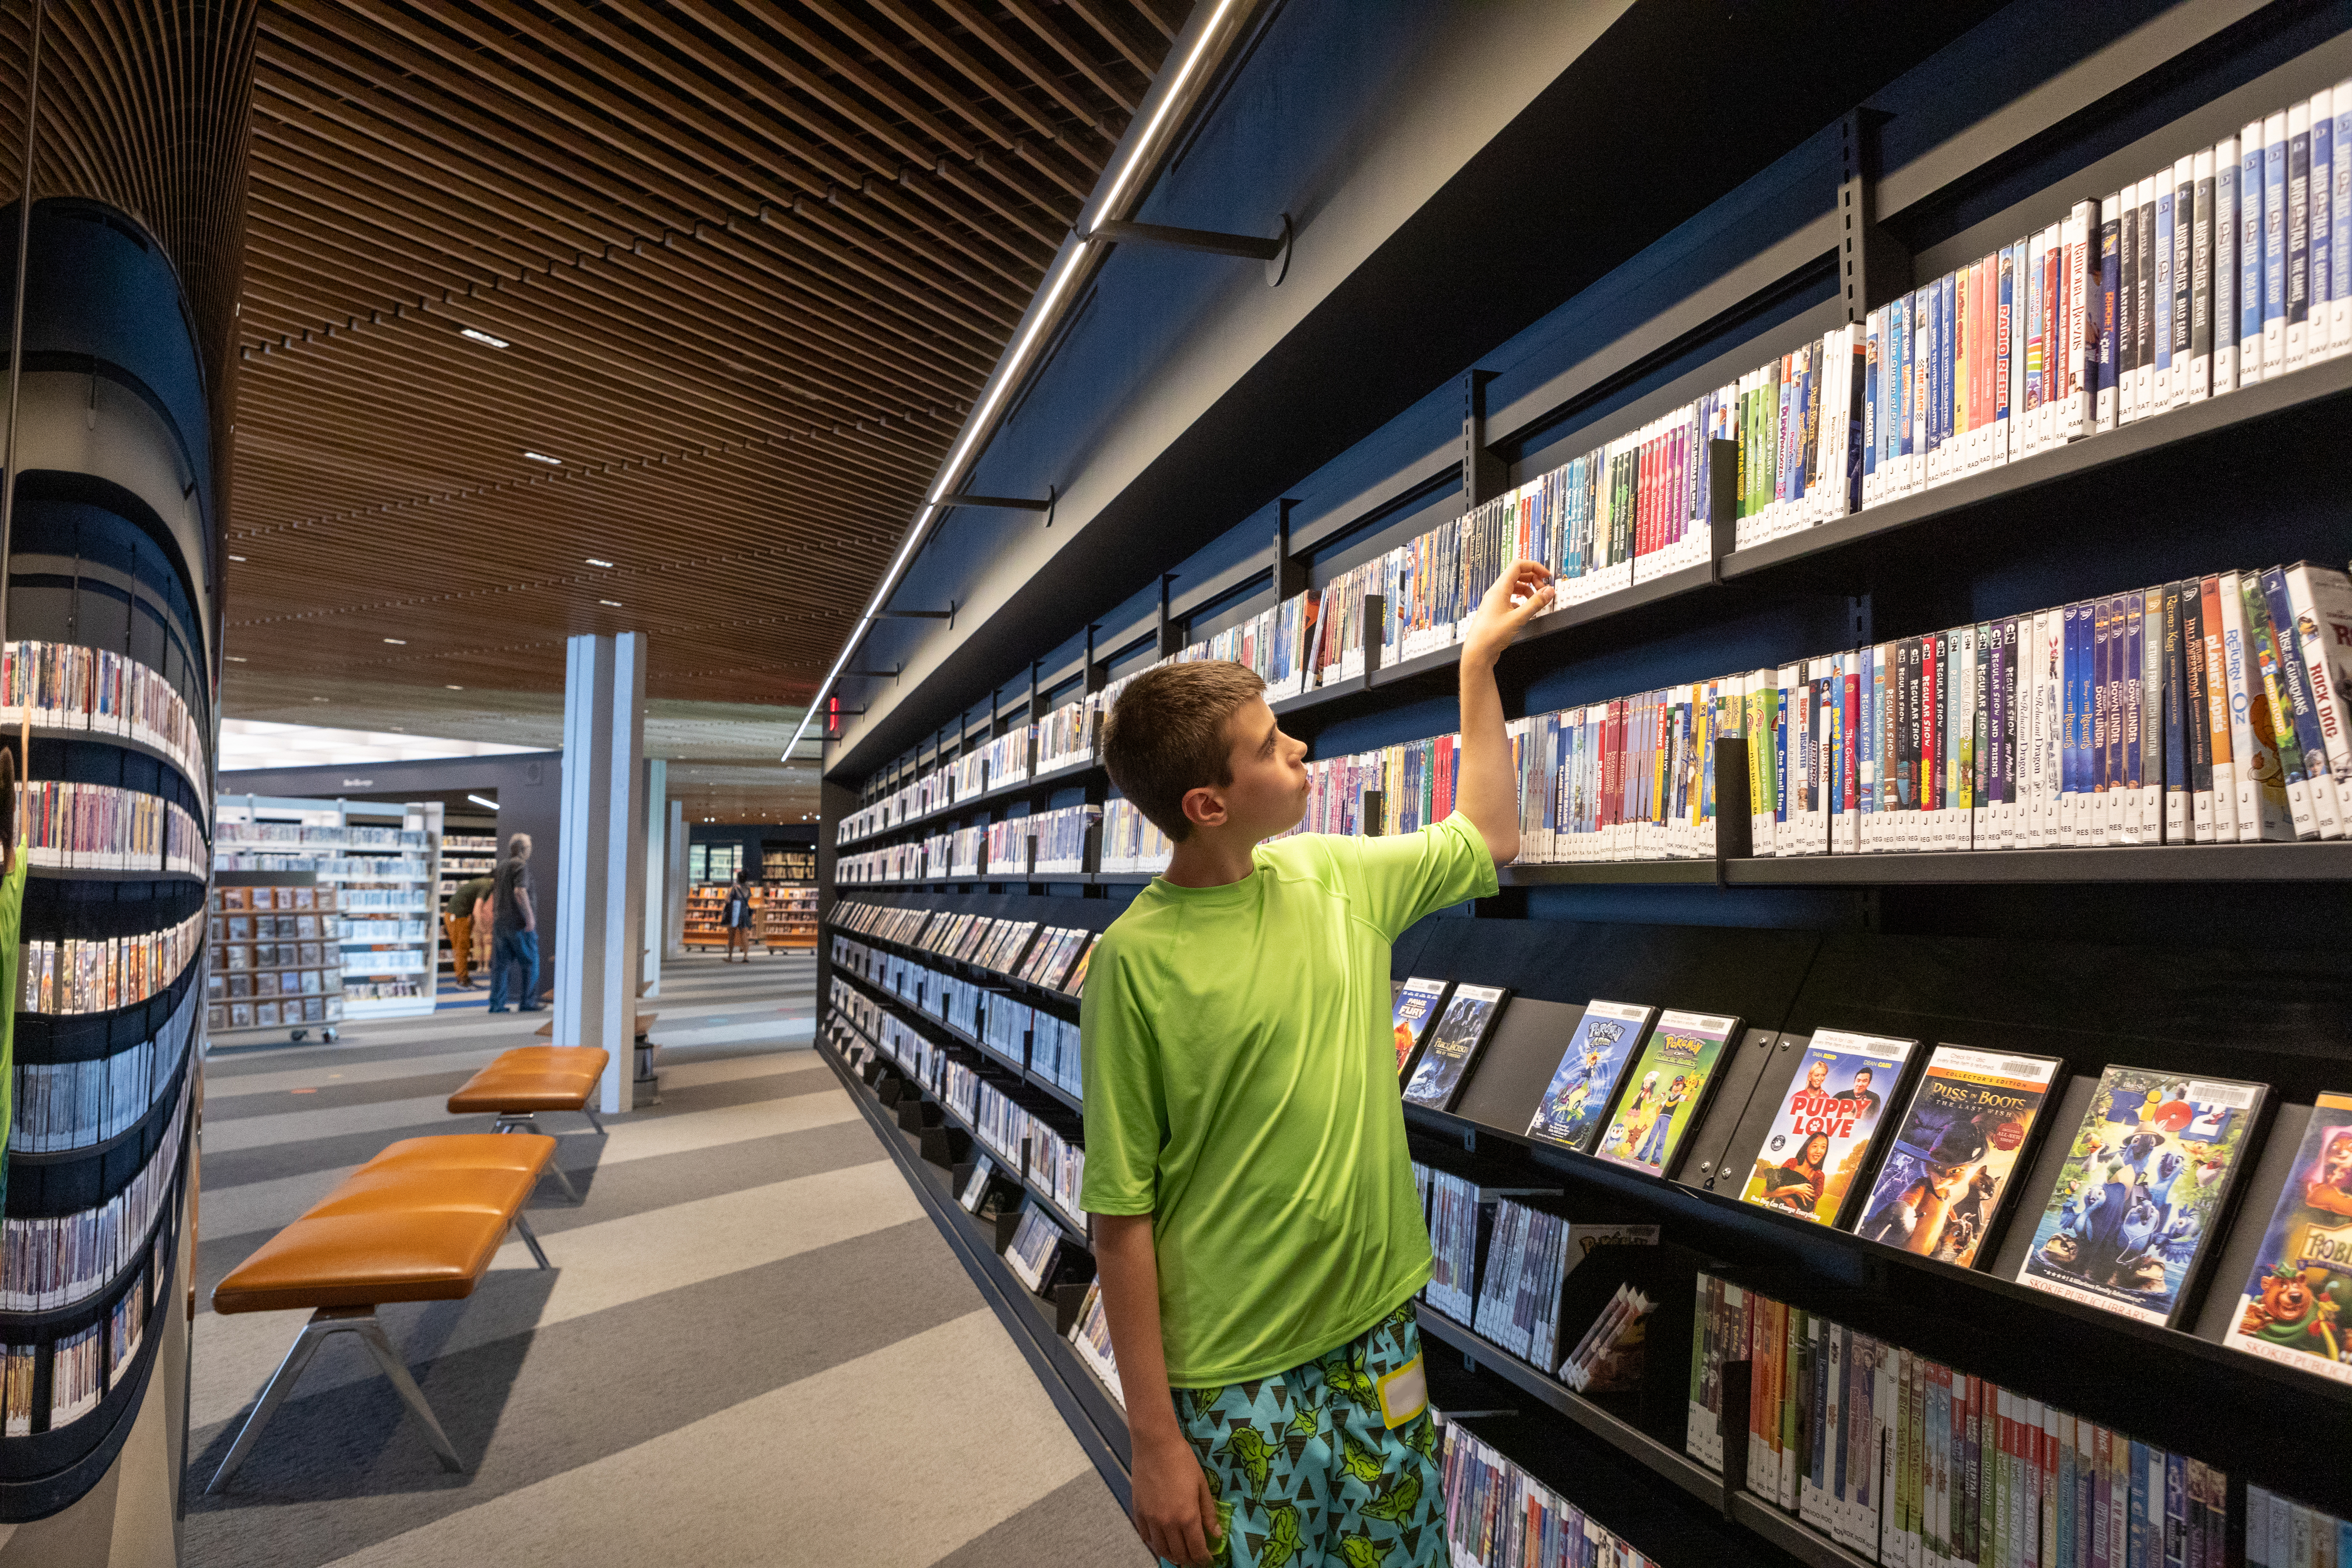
[682,884,739,950]
[761,884,817,952]
[205,873,345,1039]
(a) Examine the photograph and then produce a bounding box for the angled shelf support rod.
[1092,214,1292,285]
[939,486,1057,526]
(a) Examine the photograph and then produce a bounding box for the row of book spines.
[831,943,1087,1091]
[2246,1485,2352,1568]
[830,905,1093,994]
[837,956,1084,1096]
[9,997,195,1152]
[1282,559,2352,858]
[15,780,205,866]
[1692,1275,2226,1568]
[0,1087,187,1314]
[1442,1418,1660,1568]
[0,639,210,783]
[0,1256,156,1438]
[16,906,204,1017]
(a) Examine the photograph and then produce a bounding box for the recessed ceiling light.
[586,557,614,567]
[459,327,511,348]
[523,450,563,466]
[446,684,464,690]
[228,554,246,562]
[383,637,407,645]
[599,599,622,607]
[312,696,329,702]
[225,655,247,663]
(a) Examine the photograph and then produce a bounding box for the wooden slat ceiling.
[222,0,1176,740]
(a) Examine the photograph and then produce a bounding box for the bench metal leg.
[511,1213,551,1270]
[352,1317,466,1475]
[495,1113,584,1201]
[208,1307,464,1493]
[582,1106,606,1136]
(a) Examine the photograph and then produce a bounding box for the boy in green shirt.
[1081,560,1555,1568]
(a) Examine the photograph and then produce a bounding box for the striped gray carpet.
[180,954,1150,1568]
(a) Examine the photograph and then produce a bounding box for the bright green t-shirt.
[1078,812,1497,1387]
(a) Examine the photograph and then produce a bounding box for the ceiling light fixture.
[779,0,1248,769]
[227,554,246,562]
[586,557,614,567]
[383,637,406,645]
[467,793,499,811]
[446,684,464,690]
[523,450,563,466]
[599,599,622,607]
[459,327,511,349]
[225,655,247,662]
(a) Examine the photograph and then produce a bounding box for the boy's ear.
[1181,783,1228,831]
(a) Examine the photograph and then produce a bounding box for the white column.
[642,758,666,998]
[665,799,688,957]
[554,632,649,1114]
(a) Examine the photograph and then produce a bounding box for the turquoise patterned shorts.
[1169,1299,1443,1568]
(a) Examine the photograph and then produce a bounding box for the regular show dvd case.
[1738,1028,1919,1227]
[2223,1090,2352,1386]
[1390,975,1451,1079]
[1401,983,1509,1112]
[2014,1065,2268,1327]
[1524,1000,1658,1154]
[1847,1044,2062,1268]
[1593,1009,1742,1178]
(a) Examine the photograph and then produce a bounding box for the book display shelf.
[761,885,817,952]
[206,871,345,1041]
[817,5,2352,1561]
[1,511,211,1509]
[214,796,447,1020]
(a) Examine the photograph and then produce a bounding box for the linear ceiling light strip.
[782,0,1254,765]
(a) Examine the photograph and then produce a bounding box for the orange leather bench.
[205,1133,557,1493]
[447,1045,612,1200]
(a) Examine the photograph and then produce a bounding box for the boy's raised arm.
[1093,1213,1221,1567]
[1456,559,1556,865]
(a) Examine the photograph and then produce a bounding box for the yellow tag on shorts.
[1376,1352,1426,1428]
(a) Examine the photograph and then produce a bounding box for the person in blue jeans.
[486,832,543,1013]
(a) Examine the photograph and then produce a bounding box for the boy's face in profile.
[1188,696,1310,841]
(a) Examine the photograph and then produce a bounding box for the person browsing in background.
[1082,559,1554,1568]
[722,870,756,962]
[485,832,541,1014]
[444,871,494,990]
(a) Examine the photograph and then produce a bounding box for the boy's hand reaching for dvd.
[1460,559,1555,668]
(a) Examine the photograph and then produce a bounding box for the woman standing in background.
[722,871,757,962]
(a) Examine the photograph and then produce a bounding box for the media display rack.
[816,5,2352,1562]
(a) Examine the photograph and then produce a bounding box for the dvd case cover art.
[2224,1090,2352,1386]
[2016,1065,2266,1325]
[1739,1029,1919,1225]
[1526,1000,1658,1152]
[1848,1045,2061,1268]
[1402,984,1509,1110]
[1595,1010,1741,1177]
[1391,976,1450,1078]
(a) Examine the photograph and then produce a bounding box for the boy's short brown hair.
[1102,661,1267,842]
